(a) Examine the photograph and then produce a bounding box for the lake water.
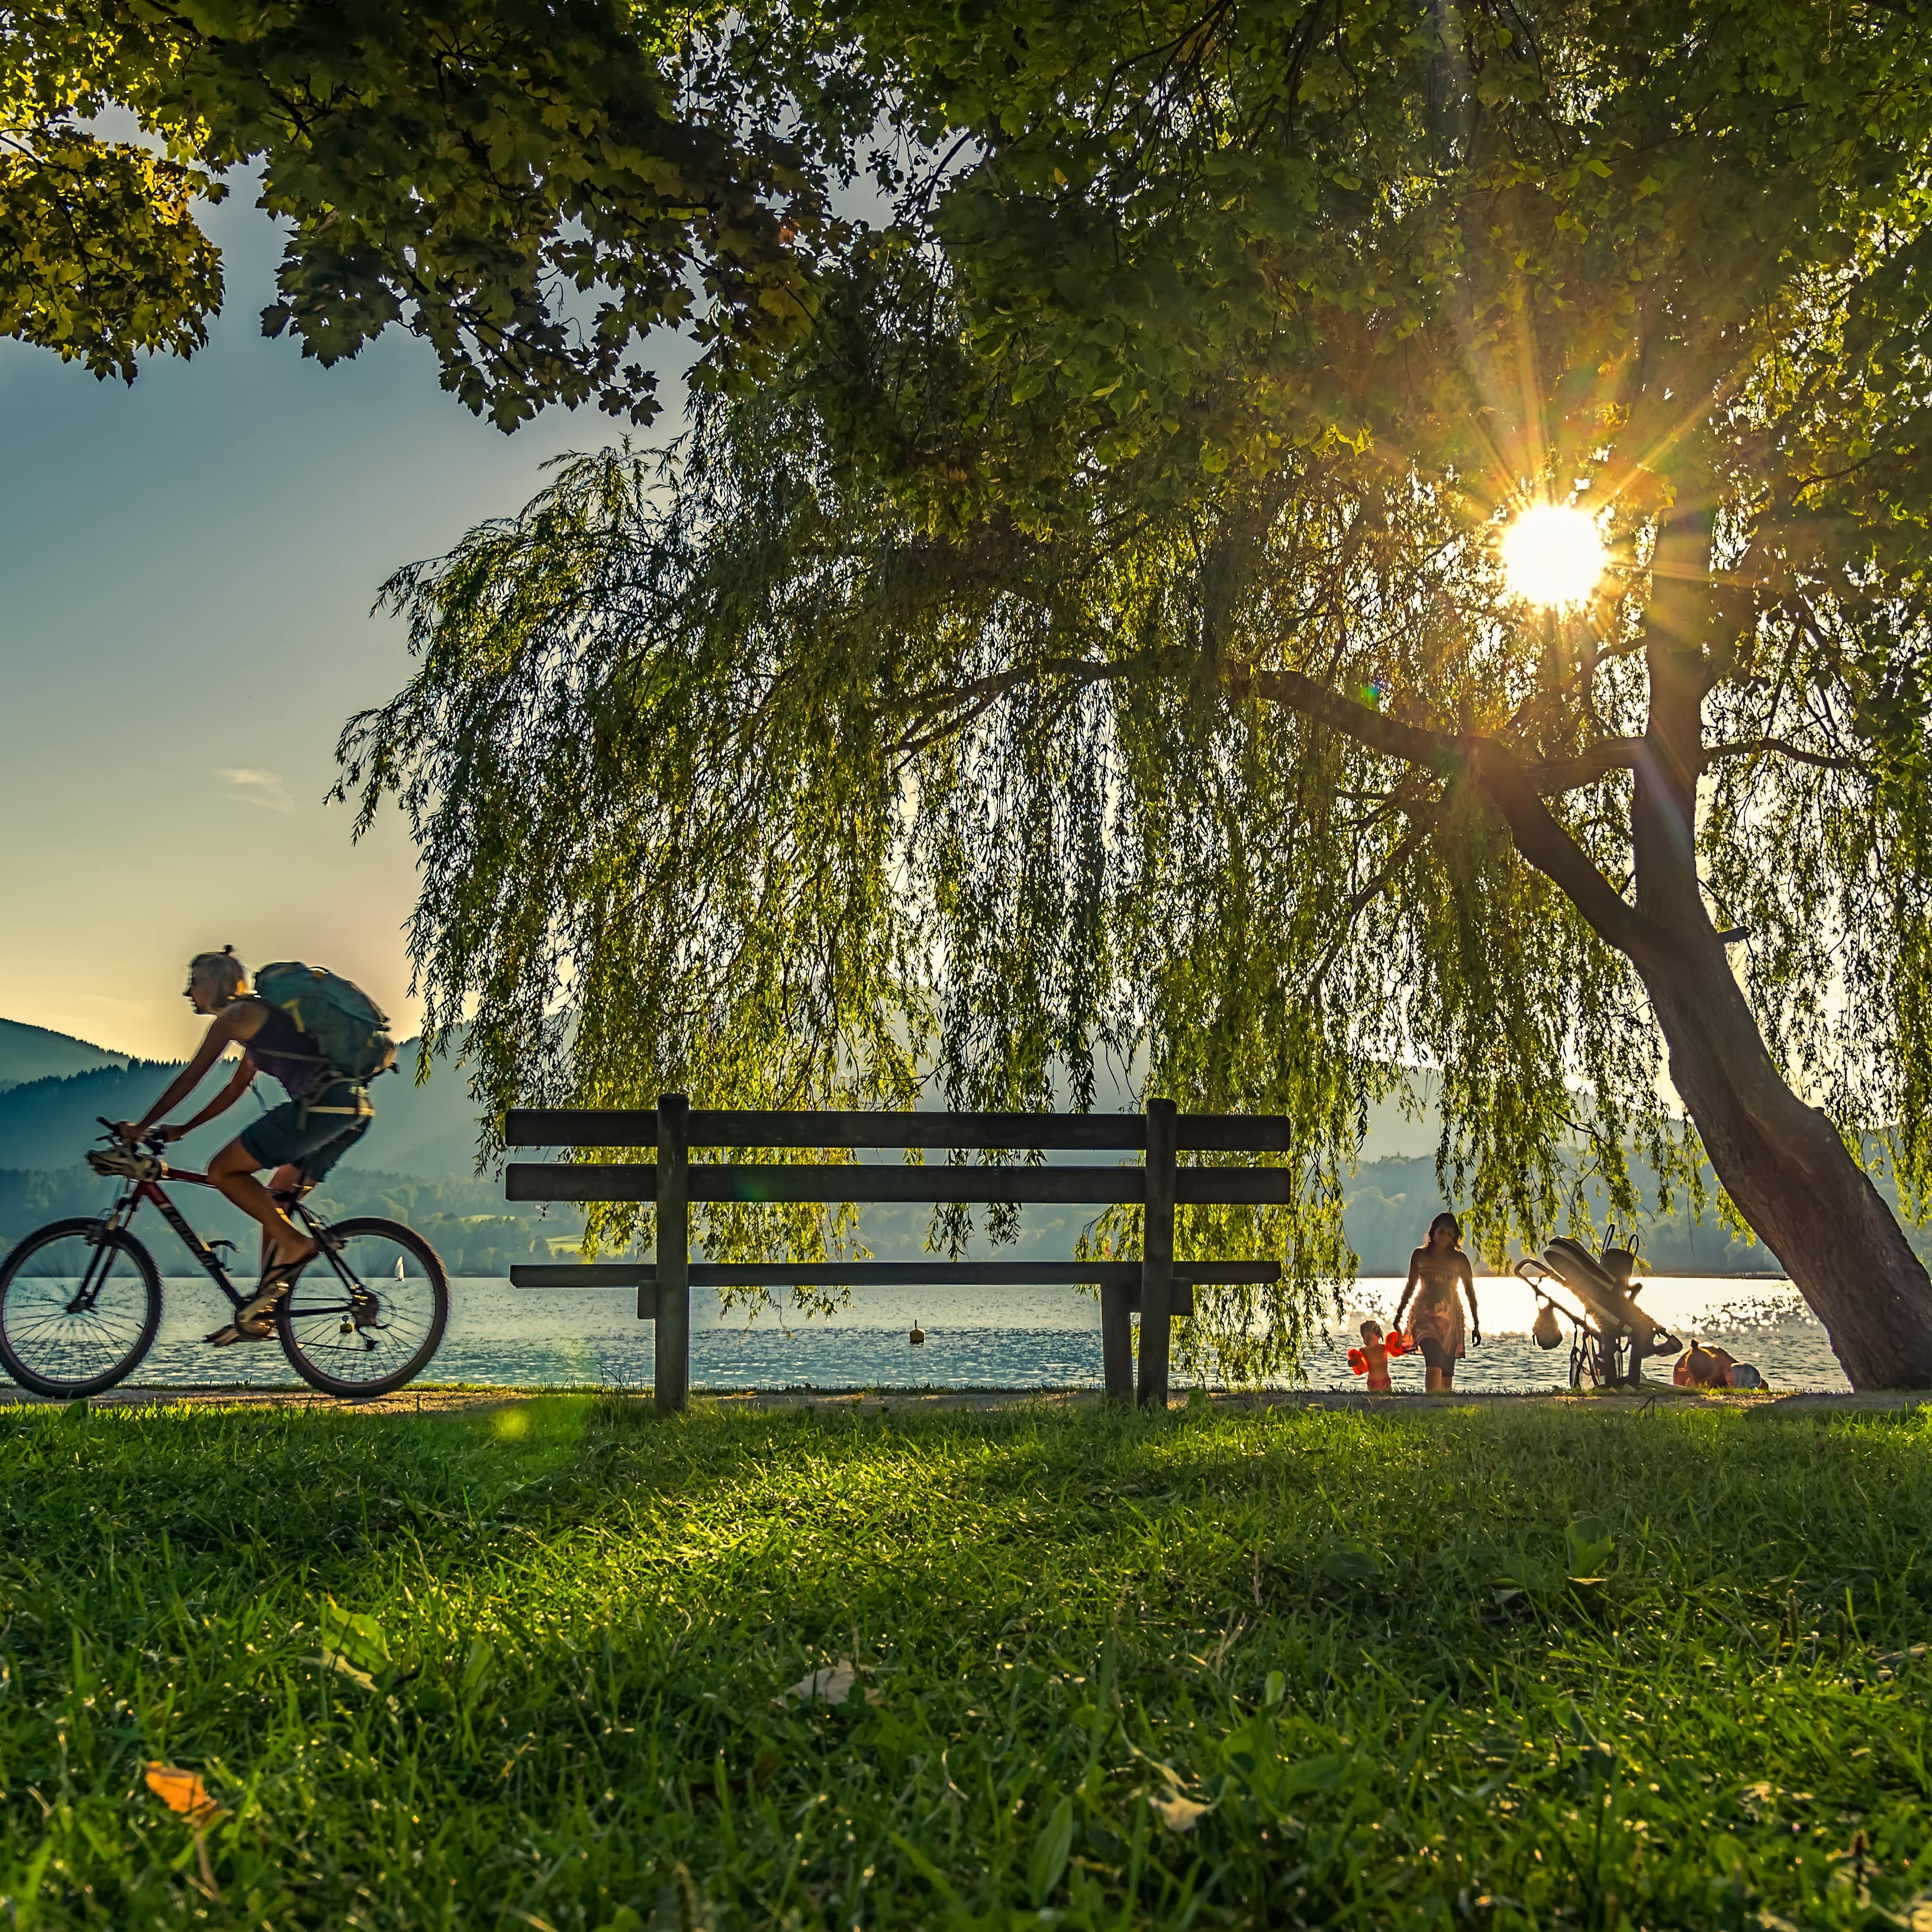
[111,1270,1850,1393]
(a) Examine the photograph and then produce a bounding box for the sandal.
[205,1247,316,1344]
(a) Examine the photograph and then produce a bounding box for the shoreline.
[2,1381,1922,1415]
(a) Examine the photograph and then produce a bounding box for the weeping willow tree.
[342,0,1932,1388]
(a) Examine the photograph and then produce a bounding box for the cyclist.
[118,946,374,1344]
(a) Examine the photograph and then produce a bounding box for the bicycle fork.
[69,1192,139,1316]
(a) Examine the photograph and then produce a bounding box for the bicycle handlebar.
[96,1115,168,1154]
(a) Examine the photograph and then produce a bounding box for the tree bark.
[1632,930,1932,1387]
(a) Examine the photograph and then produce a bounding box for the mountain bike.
[0,1120,449,1400]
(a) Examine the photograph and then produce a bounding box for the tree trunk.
[1619,526,1932,1389]
[1634,929,1932,1389]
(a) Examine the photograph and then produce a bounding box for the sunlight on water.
[112,1271,1849,1395]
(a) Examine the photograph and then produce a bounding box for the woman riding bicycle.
[118,947,373,1344]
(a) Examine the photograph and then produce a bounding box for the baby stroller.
[1514,1226,1680,1390]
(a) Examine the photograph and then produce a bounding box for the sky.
[0,181,684,1063]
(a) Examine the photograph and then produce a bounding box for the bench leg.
[655,1093,690,1416]
[1138,1098,1176,1408]
[1101,1284,1133,1403]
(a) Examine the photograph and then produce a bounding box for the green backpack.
[253,962,397,1084]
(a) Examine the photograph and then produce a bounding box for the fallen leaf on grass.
[775,1659,881,1709]
[144,1764,223,1825]
[1148,1788,1213,1832]
[143,1765,226,1898]
[1142,1757,1213,1833]
[321,1651,380,1692]
[317,1598,408,1710]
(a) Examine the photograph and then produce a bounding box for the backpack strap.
[295,1081,374,1128]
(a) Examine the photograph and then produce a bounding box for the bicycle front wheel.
[0,1219,162,1398]
[277,1218,449,1398]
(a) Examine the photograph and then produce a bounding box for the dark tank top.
[243,1000,329,1100]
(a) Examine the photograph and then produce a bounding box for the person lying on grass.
[1393,1212,1482,1392]
[1674,1339,1768,1391]
[115,947,373,1344]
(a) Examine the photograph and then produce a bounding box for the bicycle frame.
[84,1164,374,1324]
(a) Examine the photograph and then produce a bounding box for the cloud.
[214,767,296,814]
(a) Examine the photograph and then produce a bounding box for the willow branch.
[1705,736,1870,774]
[878,654,1159,758]
[1242,664,1665,964]
[1308,809,1440,990]
[1528,739,1646,791]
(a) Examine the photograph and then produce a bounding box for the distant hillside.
[0,1017,127,1092]
[0,1061,191,1169]
[0,1049,486,1177]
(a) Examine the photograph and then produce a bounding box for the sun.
[1499,503,1606,609]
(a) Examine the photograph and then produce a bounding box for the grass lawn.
[1,1395,1930,1930]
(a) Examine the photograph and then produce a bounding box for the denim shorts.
[239,1080,373,1182]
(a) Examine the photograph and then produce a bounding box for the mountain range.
[0,1017,128,1092]
[0,1017,481,1177]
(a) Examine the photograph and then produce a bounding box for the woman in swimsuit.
[1393,1211,1482,1392]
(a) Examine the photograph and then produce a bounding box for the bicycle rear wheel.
[0,1219,162,1398]
[276,1218,449,1398]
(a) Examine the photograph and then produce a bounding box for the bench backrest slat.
[505,1107,1289,1153]
[505,1160,1290,1208]
[510,1259,1279,1288]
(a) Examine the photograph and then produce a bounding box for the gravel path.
[2,1382,1921,1415]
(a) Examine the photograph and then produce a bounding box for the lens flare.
[1500,503,1606,609]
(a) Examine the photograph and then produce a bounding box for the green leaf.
[1322,1543,1379,1583]
[1495,1553,1558,1596]
[1028,1793,1074,1905]
[1566,1516,1617,1580]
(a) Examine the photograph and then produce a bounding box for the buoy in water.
[909,1321,926,1346]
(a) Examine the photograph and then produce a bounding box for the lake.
[113,1270,1849,1393]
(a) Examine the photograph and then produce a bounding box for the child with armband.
[1347,1318,1411,1392]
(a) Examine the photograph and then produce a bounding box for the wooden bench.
[504,1097,1289,1412]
